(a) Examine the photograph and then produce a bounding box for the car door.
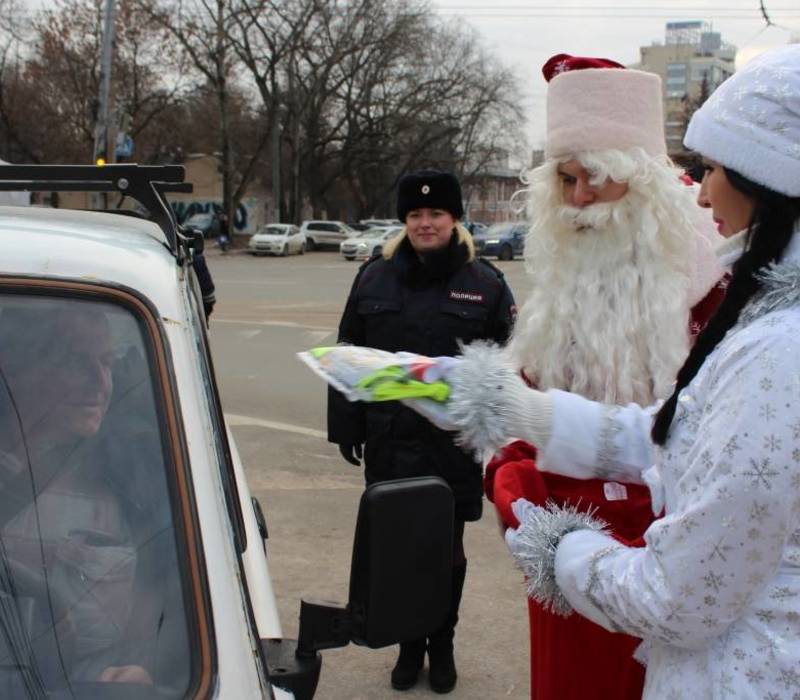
[289,226,301,253]
[0,281,216,698]
[513,226,526,255]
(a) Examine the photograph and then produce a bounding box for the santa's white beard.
[509,164,693,406]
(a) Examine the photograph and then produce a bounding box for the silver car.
[340,226,403,261]
[300,220,356,251]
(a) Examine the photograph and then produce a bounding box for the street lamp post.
[92,0,117,208]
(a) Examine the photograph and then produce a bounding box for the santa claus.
[482,54,727,699]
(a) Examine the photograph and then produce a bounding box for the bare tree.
[0,0,38,161]
[0,0,185,164]
[137,0,260,223]
[312,2,526,219]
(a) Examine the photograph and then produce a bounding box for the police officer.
[328,170,515,693]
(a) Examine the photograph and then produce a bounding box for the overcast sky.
[431,0,800,150]
[20,0,800,153]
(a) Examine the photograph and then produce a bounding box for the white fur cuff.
[511,502,608,617]
[448,342,552,455]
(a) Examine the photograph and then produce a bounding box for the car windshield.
[259,226,288,236]
[0,294,194,698]
[486,223,515,238]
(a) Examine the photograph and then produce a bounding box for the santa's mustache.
[556,202,620,231]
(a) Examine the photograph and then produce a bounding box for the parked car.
[359,218,402,227]
[248,223,305,256]
[474,221,528,260]
[0,164,453,700]
[184,211,221,239]
[340,226,403,261]
[300,220,355,251]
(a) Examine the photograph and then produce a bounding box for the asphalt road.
[206,247,534,700]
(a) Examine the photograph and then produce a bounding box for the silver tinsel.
[447,341,521,456]
[740,260,800,324]
[511,502,608,617]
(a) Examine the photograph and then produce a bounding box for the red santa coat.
[485,280,728,700]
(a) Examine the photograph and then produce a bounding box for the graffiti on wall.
[172,199,260,234]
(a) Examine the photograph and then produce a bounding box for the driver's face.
[28,314,114,441]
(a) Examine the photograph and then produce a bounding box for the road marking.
[237,329,263,340]
[226,413,327,439]
[305,330,333,345]
[212,318,335,332]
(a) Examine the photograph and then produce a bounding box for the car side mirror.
[263,476,453,700]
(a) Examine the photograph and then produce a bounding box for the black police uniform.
[327,231,515,521]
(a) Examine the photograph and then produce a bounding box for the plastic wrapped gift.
[298,345,459,429]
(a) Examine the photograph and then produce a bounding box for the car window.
[261,226,287,236]
[487,223,514,237]
[0,293,196,697]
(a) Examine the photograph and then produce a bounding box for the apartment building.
[638,21,736,158]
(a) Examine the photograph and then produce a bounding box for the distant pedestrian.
[328,170,516,693]
[217,212,230,252]
[191,251,216,321]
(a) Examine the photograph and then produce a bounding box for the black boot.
[390,638,427,690]
[428,562,467,694]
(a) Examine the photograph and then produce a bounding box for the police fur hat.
[396,170,464,222]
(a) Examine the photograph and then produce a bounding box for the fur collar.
[740,229,800,324]
[391,231,470,282]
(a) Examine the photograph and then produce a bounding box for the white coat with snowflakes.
[539,232,800,699]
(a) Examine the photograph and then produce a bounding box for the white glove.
[447,342,554,455]
[504,498,540,556]
[502,497,609,616]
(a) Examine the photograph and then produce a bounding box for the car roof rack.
[0,164,193,259]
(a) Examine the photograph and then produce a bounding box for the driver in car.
[0,306,153,687]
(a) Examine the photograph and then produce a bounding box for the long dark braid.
[651,169,800,445]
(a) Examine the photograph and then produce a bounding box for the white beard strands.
[509,151,698,406]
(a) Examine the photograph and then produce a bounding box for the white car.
[340,226,403,261]
[0,163,452,700]
[359,218,402,228]
[299,220,355,251]
[248,223,305,256]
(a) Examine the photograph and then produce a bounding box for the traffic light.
[94,134,108,167]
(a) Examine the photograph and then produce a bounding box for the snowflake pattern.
[759,403,777,421]
[548,254,800,699]
[743,458,780,489]
[763,434,782,452]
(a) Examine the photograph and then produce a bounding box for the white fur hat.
[684,44,800,197]
[545,67,666,159]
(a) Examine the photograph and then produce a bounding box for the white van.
[0,164,452,699]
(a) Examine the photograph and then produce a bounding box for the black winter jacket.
[327,232,516,521]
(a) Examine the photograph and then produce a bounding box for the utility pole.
[271,110,281,222]
[92,0,116,207]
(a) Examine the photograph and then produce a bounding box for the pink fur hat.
[544,56,666,159]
